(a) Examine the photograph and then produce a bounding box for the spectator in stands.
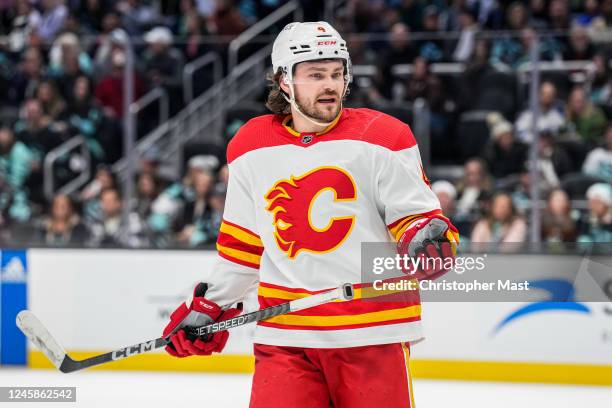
[376,22,416,99]
[509,164,532,215]
[136,172,160,219]
[95,51,144,119]
[536,130,573,189]
[583,124,612,182]
[438,0,463,31]
[590,53,612,106]
[87,187,149,247]
[416,5,445,62]
[60,12,95,47]
[405,57,430,102]
[76,0,107,32]
[515,81,565,143]
[36,80,67,125]
[81,165,116,221]
[578,183,612,242]
[209,0,247,37]
[180,12,209,62]
[93,25,126,79]
[48,32,94,80]
[147,155,213,237]
[566,86,608,145]
[563,25,596,60]
[141,26,184,89]
[471,192,527,249]
[6,0,41,53]
[14,99,64,172]
[116,0,159,35]
[177,0,199,34]
[548,0,571,33]
[66,75,105,161]
[530,0,549,27]
[455,158,493,222]
[49,36,92,102]
[505,1,530,30]
[432,180,456,218]
[482,112,527,178]
[138,147,162,177]
[491,26,561,70]
[37,0,68,42]
[176,169,215,247]
[432,179,473,239]
[574,0,601,27]
[101,10,122,35]
[396,0,424,31]
[450,7,479,63]
[404,57,455,158]
[457,36,493,111]
[0,125,32,222]
[541,188,577,242]
[36,193,88,245]
[591,0,612,36]
[489,2,532,65]
[9,47,45,106]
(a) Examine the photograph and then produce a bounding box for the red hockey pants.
[249,342,415,408]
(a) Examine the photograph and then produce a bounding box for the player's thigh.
[322,342,415,408]
[250,343,331,408]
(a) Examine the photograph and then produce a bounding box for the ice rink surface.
[1,368,612,407]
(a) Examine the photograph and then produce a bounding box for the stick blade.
[16,310,67,370]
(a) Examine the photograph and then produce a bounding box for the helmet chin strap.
[283,80,347,129]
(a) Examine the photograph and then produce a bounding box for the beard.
[294,90,341,123]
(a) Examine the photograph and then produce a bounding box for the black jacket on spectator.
[482,141,528,178]
[14,125,64,159]
[377,46,417,99]
[35,218,90,246]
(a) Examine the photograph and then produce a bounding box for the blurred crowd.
[0,0,284,246]
[0,0,611,248]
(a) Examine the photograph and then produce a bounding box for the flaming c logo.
[265,166,356,259]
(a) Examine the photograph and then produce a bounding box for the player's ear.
[279,74,291,95]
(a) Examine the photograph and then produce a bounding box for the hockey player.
[163,22,459,407]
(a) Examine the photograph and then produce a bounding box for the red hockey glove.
[162,283,242,358]
[397,215,459,281]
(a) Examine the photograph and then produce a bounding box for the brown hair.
[265,69,291,115]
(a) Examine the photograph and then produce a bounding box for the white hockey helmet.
[272,21,352,86]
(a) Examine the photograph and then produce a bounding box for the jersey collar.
[281,110,343,138]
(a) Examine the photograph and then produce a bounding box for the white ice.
[1,368,611,408]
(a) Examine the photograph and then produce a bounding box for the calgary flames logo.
[265,166,357,259]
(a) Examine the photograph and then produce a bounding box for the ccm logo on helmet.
[317,40,337,46]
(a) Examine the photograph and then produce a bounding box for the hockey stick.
[16,283,354,373]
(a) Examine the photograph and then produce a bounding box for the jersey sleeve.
[376,126,445,241]
[204,160,262,307]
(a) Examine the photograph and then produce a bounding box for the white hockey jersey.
[205,108,447,348]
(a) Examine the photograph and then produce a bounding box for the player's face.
[291,60,345,122]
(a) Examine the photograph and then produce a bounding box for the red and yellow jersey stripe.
[388,209,444,241]
[216,219,264,269]
[257,281,421,331]
[388,209,460,245]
